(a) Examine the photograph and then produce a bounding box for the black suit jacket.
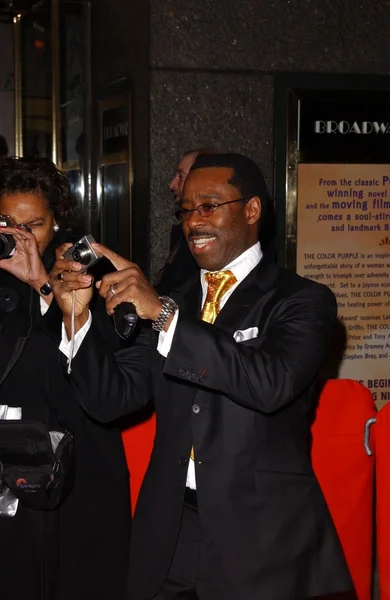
[46,259,352,600]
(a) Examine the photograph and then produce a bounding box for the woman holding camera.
[0,157,130,600]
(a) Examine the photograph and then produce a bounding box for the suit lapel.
[171,272,202,318]
[213,258,279,333]
[170,258,280,329]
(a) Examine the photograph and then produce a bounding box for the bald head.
[169,148,216,203]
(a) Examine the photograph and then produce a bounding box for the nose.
[186,206,208,229]
[169,174,179,193]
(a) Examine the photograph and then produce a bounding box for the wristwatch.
[152,296,178,332]
[39,280,53,296]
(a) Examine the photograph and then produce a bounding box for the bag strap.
[0,287,33,388]
[0,337,29,387]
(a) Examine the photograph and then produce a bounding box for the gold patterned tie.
[200,270,238,324]
[190,270,237,462]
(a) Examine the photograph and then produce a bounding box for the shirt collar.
[200,241,262,290]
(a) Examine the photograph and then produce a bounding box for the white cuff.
[39,295,50,315]
[60,311,92,360]
[0,405,22,420]
[157,309,179,357]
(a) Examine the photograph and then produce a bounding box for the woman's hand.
[0,226,50,293]
[50,243,95,336]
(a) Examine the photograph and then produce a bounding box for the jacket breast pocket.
[234,334,266,349]
[253,470,315,498]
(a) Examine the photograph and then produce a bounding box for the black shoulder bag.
[0,288,75,512]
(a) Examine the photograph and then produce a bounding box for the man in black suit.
[50,153,352,600]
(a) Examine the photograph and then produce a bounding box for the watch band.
[39,281,53,296]
[152,296,178,332]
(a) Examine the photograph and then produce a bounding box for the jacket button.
[199,375,206,383]
[178,368,185,376]
[192,404,200,414]
[191,373,199,381]
[179,456,188,466]
[185,371,192,379]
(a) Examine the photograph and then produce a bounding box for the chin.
[195,259,219,271]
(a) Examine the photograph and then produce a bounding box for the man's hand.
[93,244,163,322]
[50,243,94,336]
[0,226,50,297]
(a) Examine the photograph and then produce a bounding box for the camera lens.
[0,233,15,260]
[72,243,91,265]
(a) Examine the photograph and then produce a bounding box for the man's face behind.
[181,167,260,271]
[169,153,199,203]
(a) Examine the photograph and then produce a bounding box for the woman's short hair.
[0,157,80,231]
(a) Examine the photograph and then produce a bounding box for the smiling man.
[179,159,264,270]
[50,153,352,600]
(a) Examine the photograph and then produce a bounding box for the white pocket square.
[233,327,259,343]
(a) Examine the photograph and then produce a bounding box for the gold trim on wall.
[51,0,61,166]
[13,13,23,157]
[285,91,301,271]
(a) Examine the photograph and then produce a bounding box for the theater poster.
[275,76,390,406]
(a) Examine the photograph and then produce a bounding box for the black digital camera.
[64,234,102,272]
[0,215,31,260]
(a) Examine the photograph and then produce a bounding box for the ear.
[245,196,261,225]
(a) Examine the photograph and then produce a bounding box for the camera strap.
[66,290,76,375]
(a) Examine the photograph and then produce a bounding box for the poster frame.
[274,73,390,270]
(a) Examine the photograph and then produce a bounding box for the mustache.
[188,231,217,240]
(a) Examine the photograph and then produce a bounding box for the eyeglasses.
[174,198,248,223]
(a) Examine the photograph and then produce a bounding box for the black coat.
[44,259,353,600]
[0,234,130,600]
[154,224,199,295]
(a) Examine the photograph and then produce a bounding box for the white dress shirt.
[40,296,92,358]
[158,241,262,489]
